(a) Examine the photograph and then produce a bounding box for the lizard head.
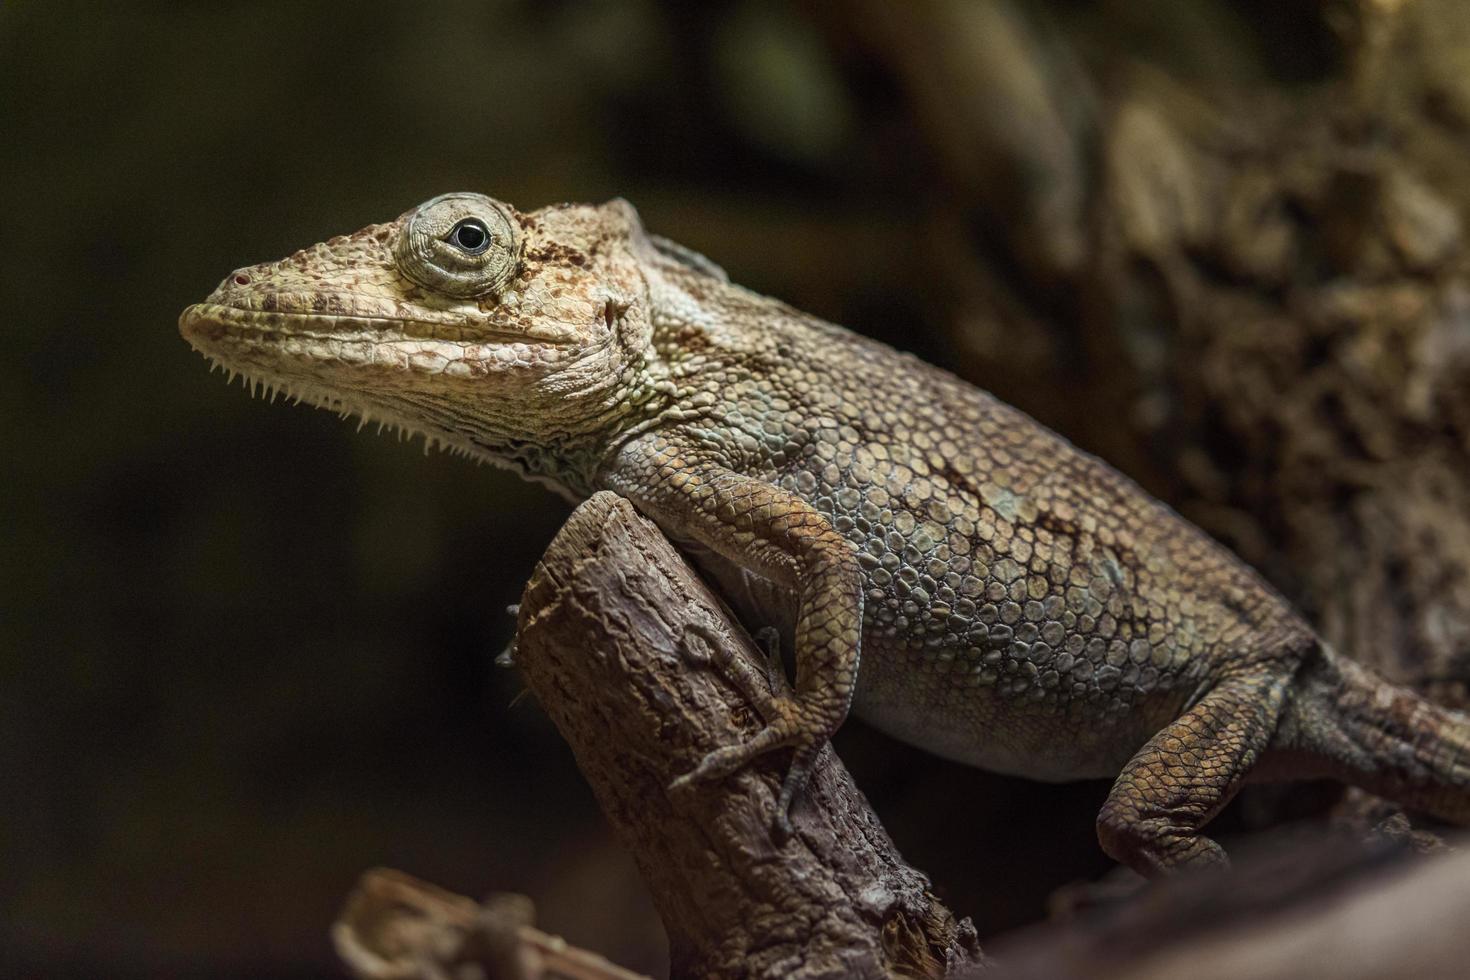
[180,192,666,493]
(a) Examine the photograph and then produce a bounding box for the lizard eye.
[395,193,520,298]
[447,218,491,255]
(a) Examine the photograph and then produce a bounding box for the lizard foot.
[673,622,832,838]
[680,621,784,720]
[668,698,826,840]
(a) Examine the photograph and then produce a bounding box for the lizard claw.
[671,624,838,838]
[772,741,824,840]
[667,706,826,840]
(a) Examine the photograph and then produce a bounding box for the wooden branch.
[989,836,1470,980]
[332,868,650,980]
[512,492,984,980]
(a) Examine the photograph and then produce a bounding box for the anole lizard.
[181,192,1470,876]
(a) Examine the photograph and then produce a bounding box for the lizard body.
[181,193,1470,876]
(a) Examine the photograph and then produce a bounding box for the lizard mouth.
[176,301,591,475]
[181,300,528,391]
[181,302,404,401]
[178,301,585,399]
[178,301,565,347]
[177,302,500,456]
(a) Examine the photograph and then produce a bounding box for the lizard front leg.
[602,442,864,837]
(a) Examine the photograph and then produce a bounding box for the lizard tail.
[1270,644,1470,823]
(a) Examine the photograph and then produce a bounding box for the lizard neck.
[464,380,670,499]
[390,341,673,499]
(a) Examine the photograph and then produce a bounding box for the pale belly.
[849,654,1146,781]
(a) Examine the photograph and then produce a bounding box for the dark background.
[8,1,1470,977]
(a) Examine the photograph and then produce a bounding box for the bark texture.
[511,492,984,980]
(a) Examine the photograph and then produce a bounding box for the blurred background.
[8,0,1470,976]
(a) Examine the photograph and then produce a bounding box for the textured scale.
[181,192,1470,876]
[624,288,1303,783]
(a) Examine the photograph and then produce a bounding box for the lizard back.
[642,269,1312,779]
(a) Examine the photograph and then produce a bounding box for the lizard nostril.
[234,274,251,286]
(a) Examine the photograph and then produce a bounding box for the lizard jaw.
[178,303,516,461]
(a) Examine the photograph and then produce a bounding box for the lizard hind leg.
[1097,671,1290,877]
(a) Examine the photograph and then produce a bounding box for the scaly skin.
[180,192,1470,876]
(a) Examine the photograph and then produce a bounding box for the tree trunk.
[511,492,985,980]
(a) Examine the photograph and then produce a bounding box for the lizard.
[180,191,1470,877]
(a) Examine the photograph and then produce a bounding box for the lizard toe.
[667,714,801,794]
